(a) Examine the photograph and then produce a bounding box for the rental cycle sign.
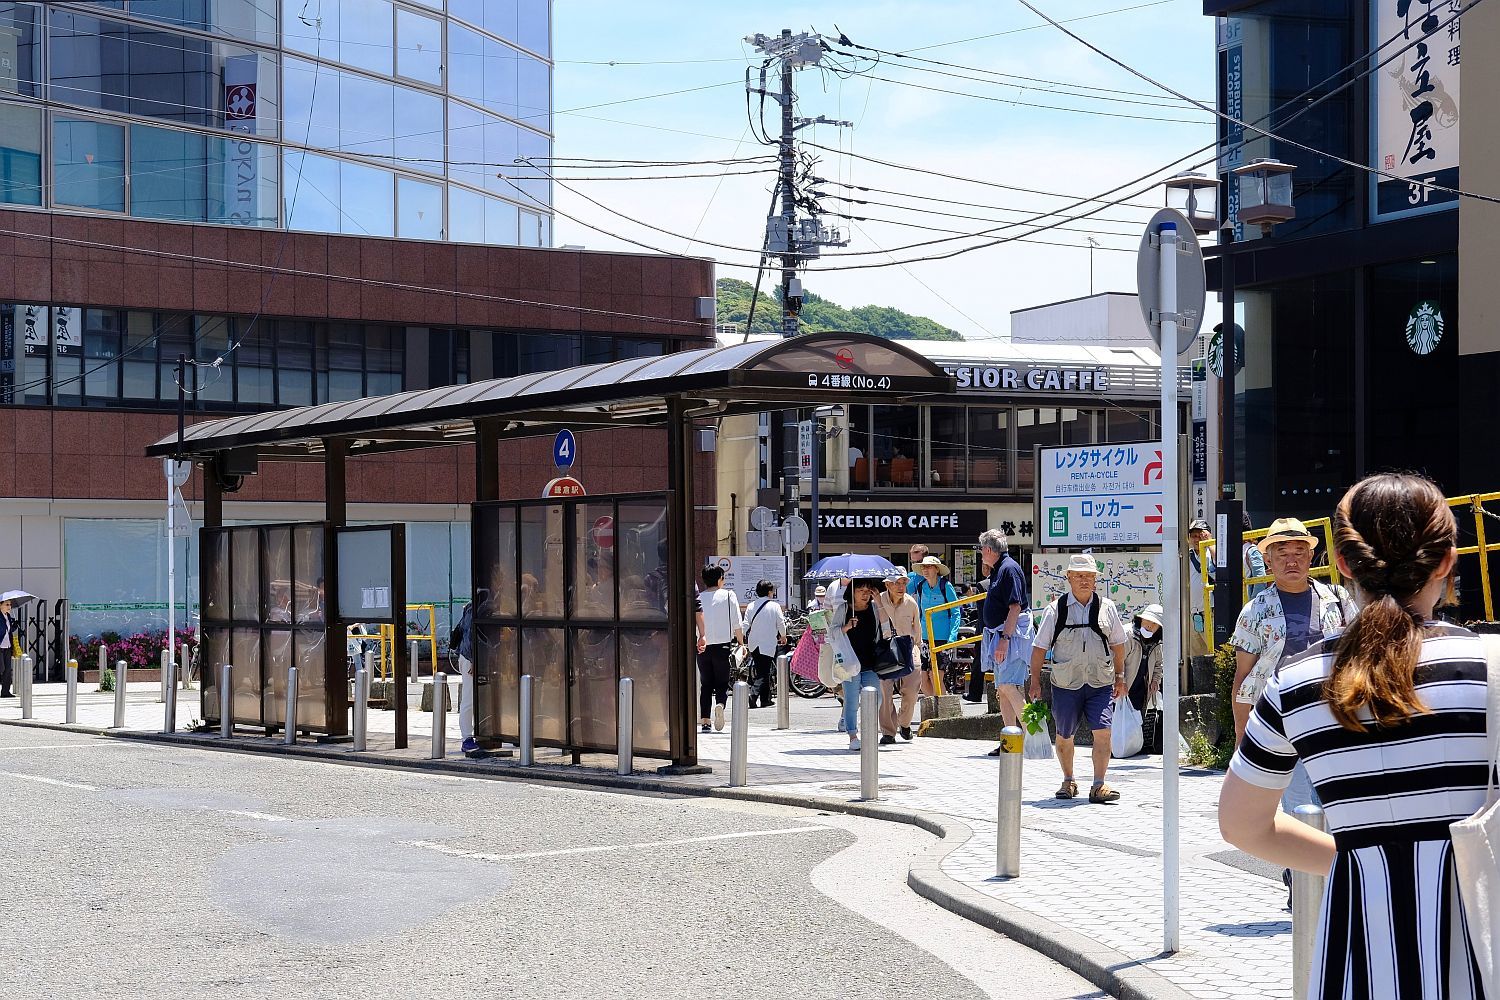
[1035,441,1165,547]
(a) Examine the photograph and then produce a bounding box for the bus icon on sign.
[1048,507,1068,537]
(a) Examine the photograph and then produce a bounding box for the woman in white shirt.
[878,575,923,744]
[743,580,786,709]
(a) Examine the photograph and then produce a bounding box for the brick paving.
[3,683,1293,999]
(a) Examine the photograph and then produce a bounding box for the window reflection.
[53,117,125,212]
[396,7,443,85]
[871,405,919,489]
[0,4,42,97]
[968,407,1010,490]
[397,176,443,240]
[0,103,43,206]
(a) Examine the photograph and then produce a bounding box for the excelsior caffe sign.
[944,364,1109,393]
[812,507,987,542]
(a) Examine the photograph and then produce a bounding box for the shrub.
[69,627,198,671]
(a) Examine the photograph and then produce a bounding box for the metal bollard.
[180,645,191,690]
[995,725,1024,878]
[113,659,127,729]
[430,671,448,759]
[364,648,375,683]
[617,676,634,776]
[410,639,419,683]
[352,668,369,752]
[220,664,233,738]
[519,674,534,766]
[19,655,33,720]
[98,644,107,682]
[1291,805,1329,1000]
[65,659,78,725]
[775,654,790,731]
[159,647,169,703]
[163,653,177,734]
[729,680,749,787]
[283,667,299,746]
[859,685,879,801]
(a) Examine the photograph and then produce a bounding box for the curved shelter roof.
[148,331,957,461]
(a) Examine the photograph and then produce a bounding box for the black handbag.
[873,609,915,680]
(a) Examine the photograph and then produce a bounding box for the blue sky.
[550,0,1218,339]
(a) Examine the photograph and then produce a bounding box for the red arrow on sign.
[1144,450,1163,485]
[1145,505,1164,534]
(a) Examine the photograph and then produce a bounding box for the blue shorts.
[1052,684,1114,737]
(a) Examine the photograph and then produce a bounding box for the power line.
[852,71,1210,124]
[819,191,1149,233]
[903,0,1179,51]
[1014,0,1499,206]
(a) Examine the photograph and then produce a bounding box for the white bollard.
[352,668,368,752]
[220,663,233,738]
[160,647,169,703]
[410,639,419,688]
[617,676,634,776]
[431,671,448,759]
[995,726,1024,878]
[519,674,534,766]
[775,654,790,731]
[180,644,191,690]
[728,680,749,787]
[98,644,107,683]
[65,659,78,725]
[1291,805,1329,1000]
[283,666,299,746]
[163,654,177,734]
[19,655,33,720]
[859,685,879,801]
[113,659,127,729]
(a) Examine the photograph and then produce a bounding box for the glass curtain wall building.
[0,0,554,245]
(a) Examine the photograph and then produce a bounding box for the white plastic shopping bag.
[1110,696,1144,758]
[827,627,861,683]
[1023,726,1054,761]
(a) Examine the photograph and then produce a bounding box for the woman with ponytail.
[1220,473,1488,999]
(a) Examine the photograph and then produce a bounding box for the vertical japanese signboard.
[1035,442,1167,548]
[1372,0,1461,220]
[1218,16,1245,241]
[53,306,81,358]
[223,54,260,225]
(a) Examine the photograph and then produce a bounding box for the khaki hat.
[1136,604,1164,628]
[814,585,827,597]
[917,554,950,576]
[1257,517,1320,555]
[1065,554,1101,576]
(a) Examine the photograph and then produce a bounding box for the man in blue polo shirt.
[974,528,1028,714]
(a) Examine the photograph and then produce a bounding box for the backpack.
[1043,594,1109,650]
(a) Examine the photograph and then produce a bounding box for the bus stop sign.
[553,429,577,471]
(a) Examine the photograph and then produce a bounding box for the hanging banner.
[53,306,81,358]
[21,304,47,356]
[223,53,260,226]
[1372,0,1461,220]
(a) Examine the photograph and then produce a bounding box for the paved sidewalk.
[2,685,1290,1000]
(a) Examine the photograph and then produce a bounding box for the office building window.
[1060,407,1093,445]
[282,0,391,75]
[125,0,279,45]
[53,117,126,212]
[397,176,443,240]
[0,102,43,206]
[192,314,232,402]
[518,332,579,374]
[448,22,518,121]
[0,3,41,97]
[129,123,280,226]
[1103,408,1151,443]
[1015,408,1060,493]
[396,7,443,86]
[48,10,279,137]
[122,311,158,401]
[871,405,920,490]
[282,58,441,173]
[283,149,395,237]
[365,325,403,396]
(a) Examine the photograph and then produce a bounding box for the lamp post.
[1162,171,1222,236]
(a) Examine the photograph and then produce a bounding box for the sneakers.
[713,703,725,731]
[461,737,485,759]
[987,745,1004,757]
[837,716,847,733]
[899,726,913,742]
[700,718,712,733]
[879,734,896,746]
[848,737,861,751]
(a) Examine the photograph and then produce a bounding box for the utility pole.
[778,29,798,339]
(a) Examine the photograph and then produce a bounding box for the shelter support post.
[661,395,708,774]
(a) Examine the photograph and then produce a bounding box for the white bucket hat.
[1065,554,1101,576]
[1136,604,1164,628]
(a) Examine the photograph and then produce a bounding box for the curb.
[3,718,1191,999]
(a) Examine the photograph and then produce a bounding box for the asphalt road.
[0,725,1103,1000]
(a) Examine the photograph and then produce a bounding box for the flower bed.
[69,627,198,671]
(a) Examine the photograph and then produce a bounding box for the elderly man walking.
[1029,554,1129,804]
[1230,517,1357,745]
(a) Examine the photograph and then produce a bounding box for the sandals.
[1055,779,1079,799]
[1089,783,1121,804]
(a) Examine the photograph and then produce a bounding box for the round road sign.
[1136,208,1207,357]
[591,515,614,549]
[553,429,577,471]
[783,515,810,552]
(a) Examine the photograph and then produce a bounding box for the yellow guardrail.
[922,591,986,697]
[1200,492,1500,641]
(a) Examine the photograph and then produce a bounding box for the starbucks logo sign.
[1404,301,1444,356]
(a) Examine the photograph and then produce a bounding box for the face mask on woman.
[1135,621,1161,643]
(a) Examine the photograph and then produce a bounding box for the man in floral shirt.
[1230,517,1357,745]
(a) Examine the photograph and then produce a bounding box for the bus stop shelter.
[147,331,957,770]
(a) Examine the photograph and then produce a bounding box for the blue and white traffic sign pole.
[553,429,576,471]
[1158,220,1182,955]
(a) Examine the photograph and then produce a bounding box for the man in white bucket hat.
[1029,553,1129,803]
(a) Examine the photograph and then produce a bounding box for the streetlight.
[1231,158,1297,234]
[1162,171,1222,236]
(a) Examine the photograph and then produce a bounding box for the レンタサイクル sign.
[1036,442,1166,548]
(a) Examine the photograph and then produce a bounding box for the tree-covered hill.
[715,278,963,341]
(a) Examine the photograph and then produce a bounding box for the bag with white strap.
[1450,633,1500,993]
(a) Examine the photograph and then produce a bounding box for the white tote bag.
[1450,634,1500,995]
[1109,695,1143,758]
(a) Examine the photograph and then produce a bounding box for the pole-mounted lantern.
[1162,171,1221,236]
[1231,158,1297,234]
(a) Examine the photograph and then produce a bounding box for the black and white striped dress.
[1231,622,1490,999]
